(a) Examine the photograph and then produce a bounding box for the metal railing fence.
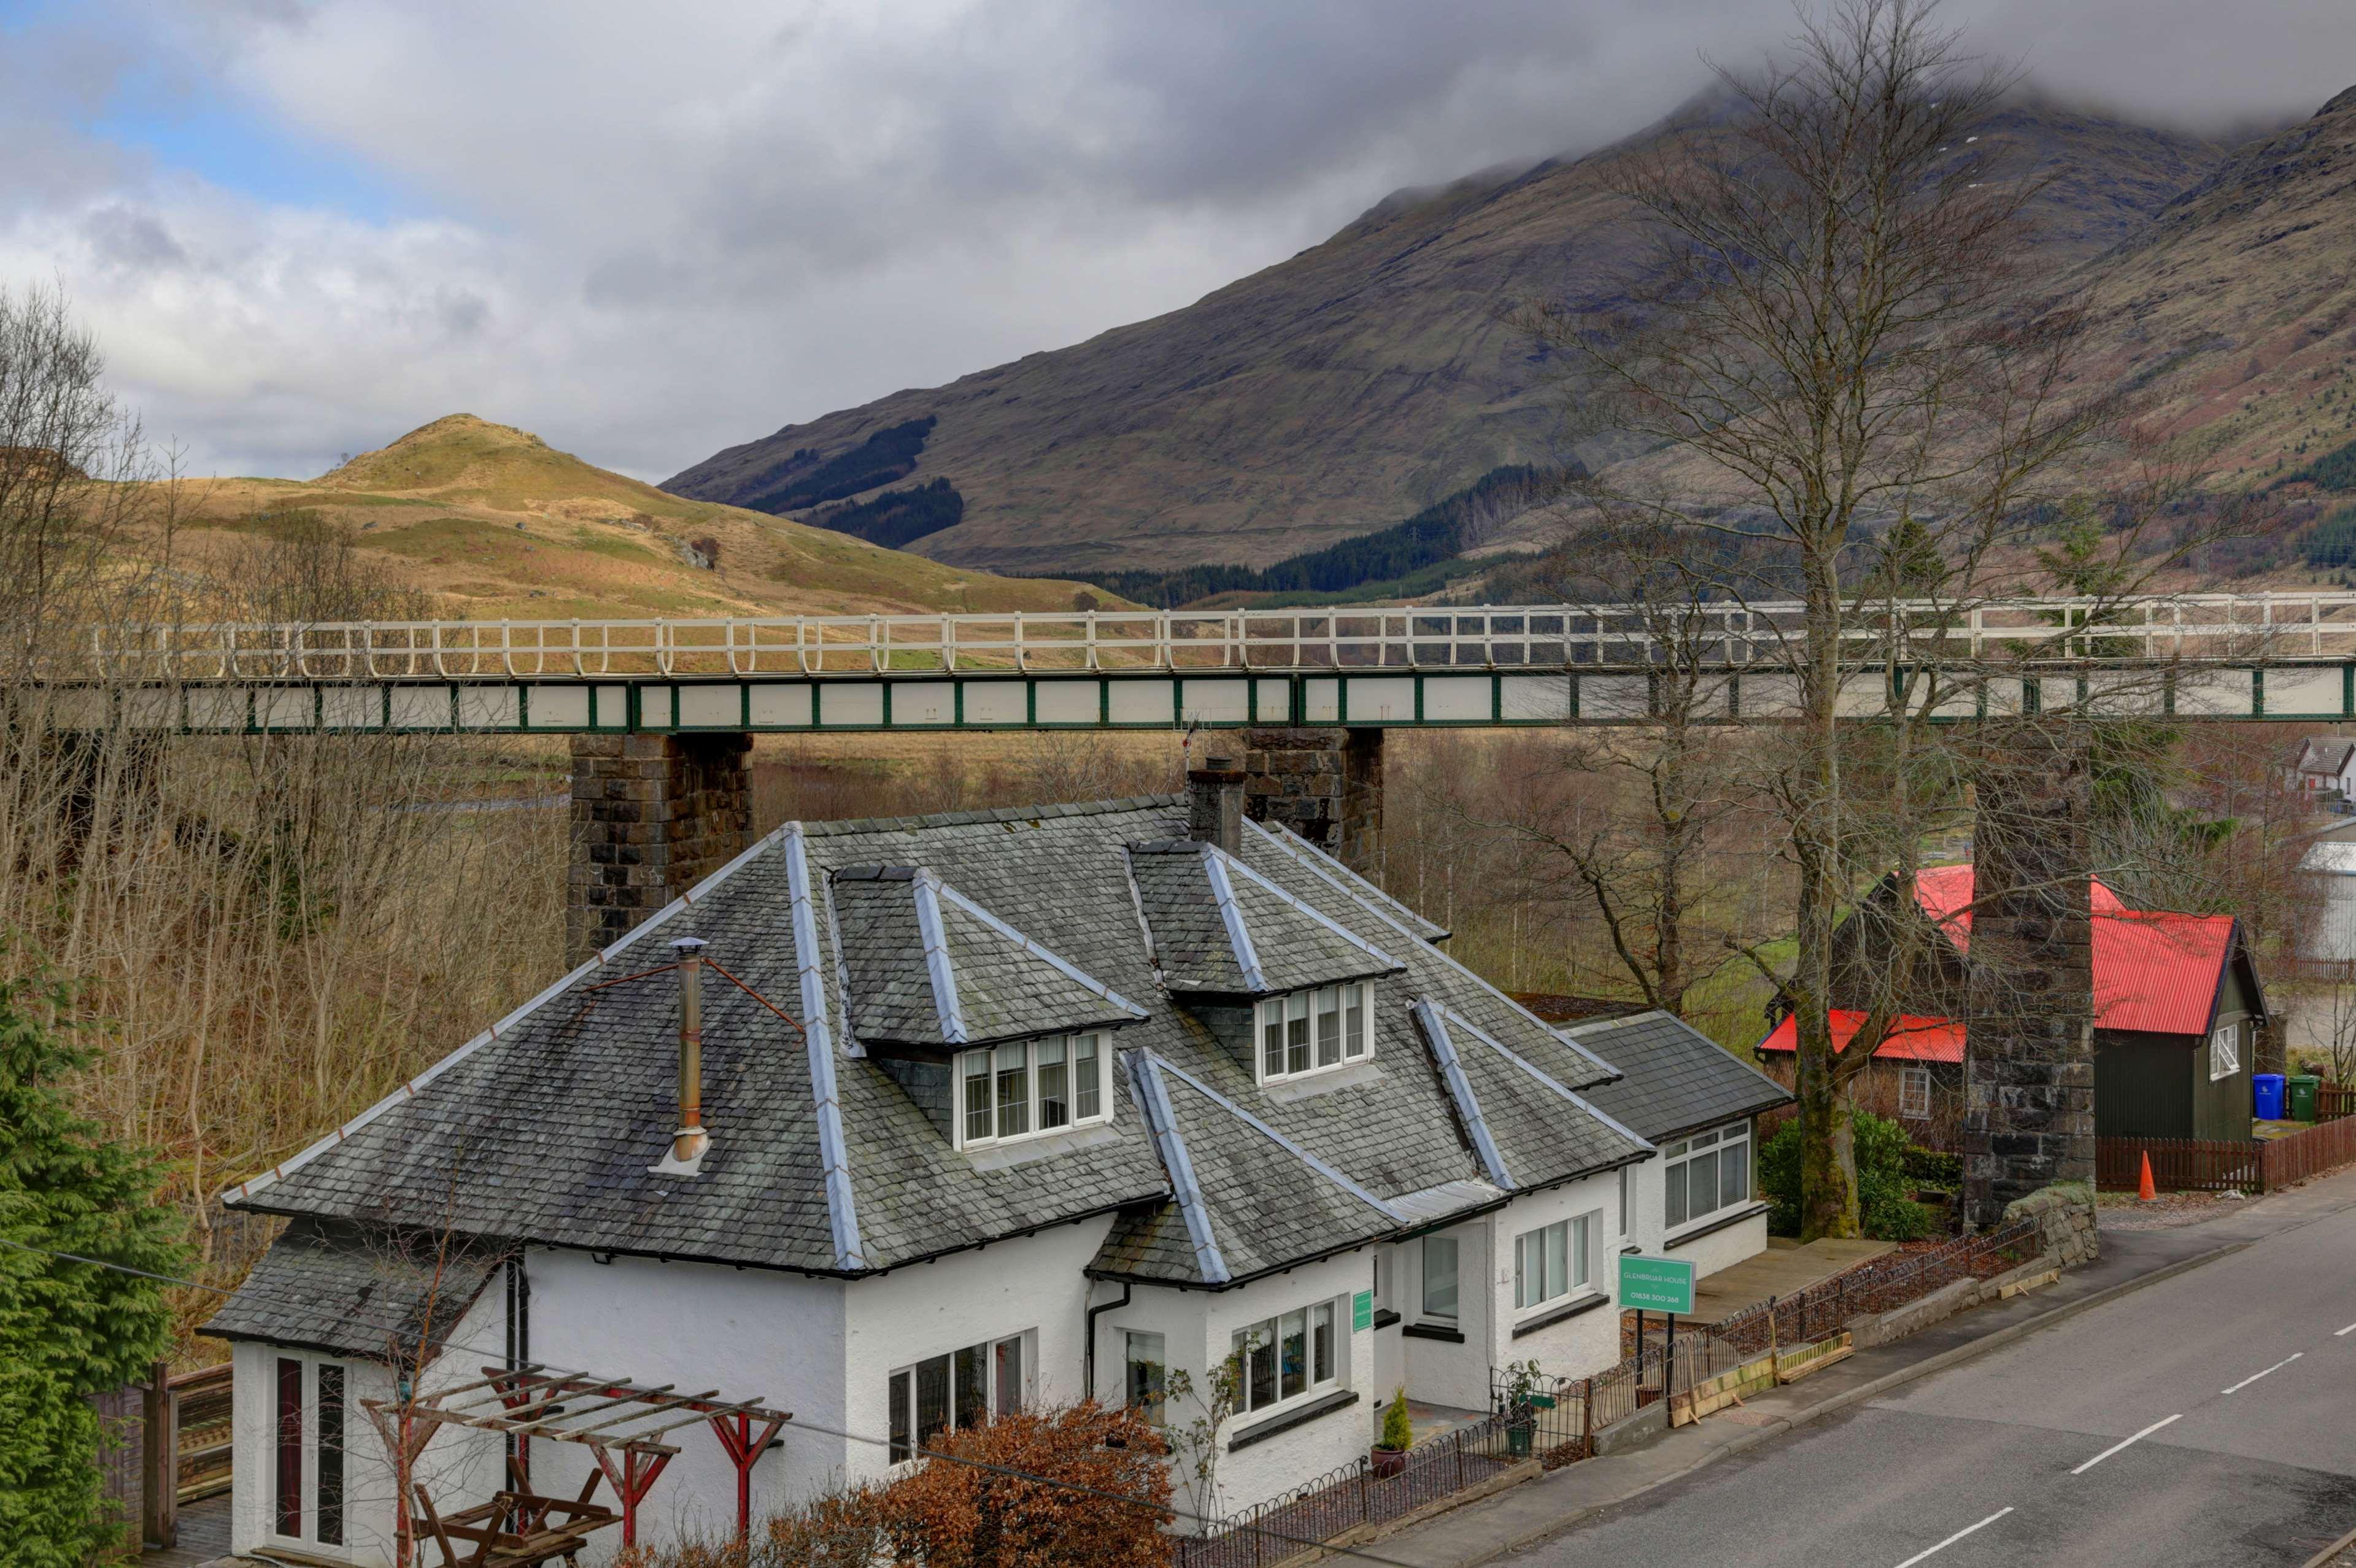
[43,592,2356,682]
[1172,1410,1523,1568]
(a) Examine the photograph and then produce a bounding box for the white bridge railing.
[57,593,2356,682]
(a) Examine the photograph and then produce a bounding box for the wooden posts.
[141,1359,177,1548]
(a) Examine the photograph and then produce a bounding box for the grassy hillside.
[145,414,1115,620]
[666,96,2228,577]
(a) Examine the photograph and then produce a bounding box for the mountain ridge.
[665,88,2352,582]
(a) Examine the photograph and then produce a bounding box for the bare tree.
[1516,0,2224,1236]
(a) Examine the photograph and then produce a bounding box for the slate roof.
[213,795,1656,1309]
[1129,840,1400,995]
[201,1217,504,1362]
[1574,1011,1795,1143]
[831,865,1146,1048]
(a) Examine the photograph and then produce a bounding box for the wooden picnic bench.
[412,1477,619,1568]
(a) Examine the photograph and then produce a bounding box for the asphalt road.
[1516,1202,2356,1568]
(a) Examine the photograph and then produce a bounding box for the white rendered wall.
[1665,1210,1770,1281]
[228,1281,509,1566]
[1480,1171,1624,1383]
[520,1248,849,1559]
[840,1217,1114,1488]
[1393,1212,1494,1410]
[1094,1249,1378,1522]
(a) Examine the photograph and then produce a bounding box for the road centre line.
[2337,1321,2356,1337]
[2221,1353,2302,1394]
[1892,1507,2015,1567]
[2069,1413,2184,1475]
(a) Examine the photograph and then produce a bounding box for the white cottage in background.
[203,764,1788,1563]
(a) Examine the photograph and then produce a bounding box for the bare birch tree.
[1516,0,2223,1235]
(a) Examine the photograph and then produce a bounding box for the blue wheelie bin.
[2253,1072,2286,1121]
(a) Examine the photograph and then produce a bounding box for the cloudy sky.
[2,0,2350,484]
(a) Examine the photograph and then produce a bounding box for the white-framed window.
[1898,1065,1932,1121]
[1663,1122,1752,1233]
[2210,1023,2239,1081]
[1229,1301,1340,1416]
[268,1352,350,1550]
[1513,1213,1597,1311]
[1124,1330,1167,1426]
[956,1032,1108,1149]
[888,1332,1030,1462]
[1254,982,1372,1084]
[1419,1234,1458,1323]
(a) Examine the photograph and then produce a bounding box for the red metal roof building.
[1753,865,2269,1143]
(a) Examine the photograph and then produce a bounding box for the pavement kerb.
[1451,1236,2261,1568]
[2305,1518,2356,1568]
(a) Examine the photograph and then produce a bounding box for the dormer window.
[1255,983,1372,1084]
[956,1032,1109,1149]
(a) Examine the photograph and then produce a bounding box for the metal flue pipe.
[660,936,712,1173]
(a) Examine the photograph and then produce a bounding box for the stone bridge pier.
[1961,728,2096,1229]
[565,725,1387,962]
[566,733,752,963]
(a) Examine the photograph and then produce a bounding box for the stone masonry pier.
[567,733,753,963]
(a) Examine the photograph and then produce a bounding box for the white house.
[2292,735,2356,798]
[203,765,1788,1564]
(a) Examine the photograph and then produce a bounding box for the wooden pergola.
[364,1363,793,1561]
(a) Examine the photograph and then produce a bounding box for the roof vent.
[1188,752,1246,856]
[649,936,712,1177]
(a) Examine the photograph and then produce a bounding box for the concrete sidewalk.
[1372,1170,2356,1568]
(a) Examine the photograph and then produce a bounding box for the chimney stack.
[650,935,712,1176]
[1187,753,1246,856]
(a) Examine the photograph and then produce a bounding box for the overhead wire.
[1,1232,1439,1568]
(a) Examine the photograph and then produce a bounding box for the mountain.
[665,95,2233,579]
[2068,87,2356,487]
[147,415,1113,620]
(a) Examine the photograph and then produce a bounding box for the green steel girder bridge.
[31,595,2356,734]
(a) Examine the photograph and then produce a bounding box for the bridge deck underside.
[31,665,2352,734]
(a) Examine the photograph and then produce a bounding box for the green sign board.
[1353,1289,1374,1332]
[1618,1254,1696,1315]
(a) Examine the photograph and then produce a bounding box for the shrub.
[1379,1387,1413,1451]
[1758,1110,1933,1241]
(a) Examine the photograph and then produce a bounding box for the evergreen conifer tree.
[0,962,186,1565]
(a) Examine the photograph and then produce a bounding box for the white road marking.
[2336,1321,2356,1337]
[2221,1353,2303,1394]
[1892,1507,2015,1567]
[2070,1413,2183,1474]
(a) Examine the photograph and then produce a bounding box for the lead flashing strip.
[1442,1004,1654,1153]
[911,873,969,1046]
[1413,997,1513,1189]
[1150,1056,1406,1225]
[217,817,805,1207]
[787,825,868,1270]
[1201,851,1269,994]
[930,881,1149,1019]
[1129,1051,1230,1285]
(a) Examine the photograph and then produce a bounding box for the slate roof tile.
[1575,1011,1794,1141]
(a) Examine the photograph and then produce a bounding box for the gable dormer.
[830,864,1147,1146]
[1126,838,1401,1085]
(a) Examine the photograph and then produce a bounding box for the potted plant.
[1499,1358,1546,1459]
[1371,1387,1412,1478]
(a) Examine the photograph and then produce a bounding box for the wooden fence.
[91,1361,234,1554]
[2261,1113,2356,1188]
[2319,1083,2356,1124]
[2099,1118,2356,1194]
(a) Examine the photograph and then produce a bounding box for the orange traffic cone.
[2138,1151,2158,1203]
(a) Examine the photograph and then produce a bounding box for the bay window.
[888,1331,1030,1462]
[1255,982,1373,1084]
[1228,1300,1340,1416]
[1663,1122,1752,1232]
[956,1032,1108,1149]
[1514,1214,1596,1310]
[268,1353,349,1548]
